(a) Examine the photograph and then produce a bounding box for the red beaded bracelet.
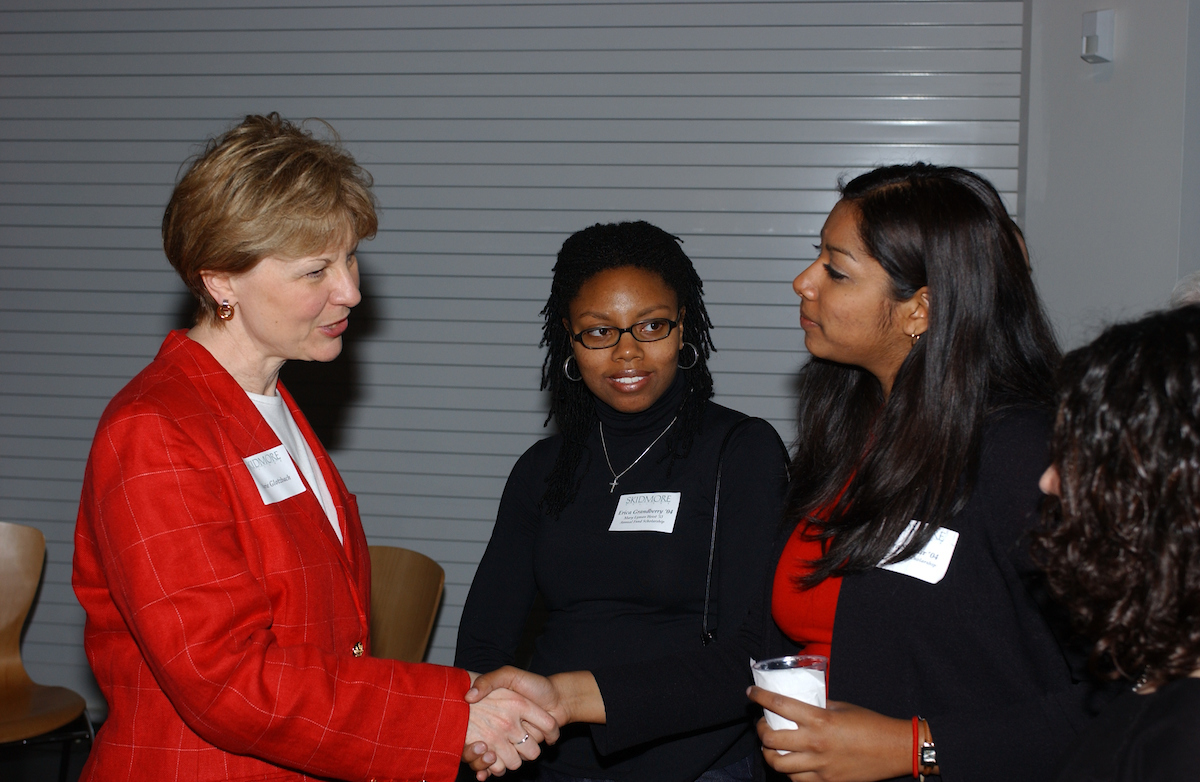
[911,716,920,778]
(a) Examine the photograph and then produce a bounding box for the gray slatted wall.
[0,0,1023,714]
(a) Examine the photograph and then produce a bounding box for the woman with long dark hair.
[1034,304,1200,780]
[456,221,789,782]
[745,163,1089,781]
[469,164,1110,782]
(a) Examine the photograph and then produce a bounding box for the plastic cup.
[750,655,828,733]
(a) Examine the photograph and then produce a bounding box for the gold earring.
[910,330,921,347]
[217,300,235,321]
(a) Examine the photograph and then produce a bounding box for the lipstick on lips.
[320,318,349,338]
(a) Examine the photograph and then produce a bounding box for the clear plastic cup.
[750,655,828,733]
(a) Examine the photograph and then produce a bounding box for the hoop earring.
[677,342,700,370]
[563,355,582,382]
[910,331,921,348]
[217,300,235,321]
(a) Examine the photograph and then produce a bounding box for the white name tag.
[609,492,682,534]
[877,520,959,584]
[242,446,306,506]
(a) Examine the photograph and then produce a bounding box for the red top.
[771,524,843,662]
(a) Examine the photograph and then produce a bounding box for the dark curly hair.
[790,163,1059,584]
[539,221,716,517]
[1033,304,1200,687]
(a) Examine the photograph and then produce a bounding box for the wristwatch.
[920,739,937,777]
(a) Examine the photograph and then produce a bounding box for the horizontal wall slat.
[0,162,1021,191]
[0,118,1022,145]
[9,0,995,8]
[0,25,1023,56]
[3,48,1024,78]
[0,140,1022,168]
[0,73,1022,100]
[0,3,1023,32]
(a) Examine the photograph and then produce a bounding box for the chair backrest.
[368,546,445,663]
[0,521,45,684]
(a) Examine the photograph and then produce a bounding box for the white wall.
[1025,0,1198,346]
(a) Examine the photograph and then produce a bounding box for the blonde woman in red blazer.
[72,114,556,782]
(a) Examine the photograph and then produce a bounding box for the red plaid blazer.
[73,331,469,782]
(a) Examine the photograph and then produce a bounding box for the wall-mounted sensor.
[1081,9,1114,63]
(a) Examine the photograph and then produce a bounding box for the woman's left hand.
[748,686,912,782]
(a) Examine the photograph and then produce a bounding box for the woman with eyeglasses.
[469,166,1116,782]
[455,221,789,782]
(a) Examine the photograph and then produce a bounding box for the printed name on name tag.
[609,492,682,534]
[242,445,306,506]
[876,520,959,584]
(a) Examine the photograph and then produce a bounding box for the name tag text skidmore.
[609,492,682,534]
[243,445,306,506]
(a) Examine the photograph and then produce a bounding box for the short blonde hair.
[162,113,378,323]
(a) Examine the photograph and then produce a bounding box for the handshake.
[460,666,600,780]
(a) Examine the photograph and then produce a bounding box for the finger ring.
[515,733,530,746]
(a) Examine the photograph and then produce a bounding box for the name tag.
[877,520,959,584]
[609,492,681,534]
[243,446,306,506]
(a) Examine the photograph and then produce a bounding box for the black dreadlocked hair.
[539,221,717,517]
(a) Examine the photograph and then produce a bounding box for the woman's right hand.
[749,687,911,782]
[464,676,560,779]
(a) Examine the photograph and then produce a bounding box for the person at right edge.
[1035,304,1200,781]
[467,164,1118,782]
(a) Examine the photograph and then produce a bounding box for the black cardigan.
[592,409,1116,782]
[1052,677,1200,781]
[456,375,789,782]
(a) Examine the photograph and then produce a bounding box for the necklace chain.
[599,415,678,493]
[1133,670,1151,692]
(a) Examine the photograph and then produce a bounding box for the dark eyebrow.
[825,242,858,262]
[575,304,675,321]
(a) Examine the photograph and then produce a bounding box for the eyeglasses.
[570,317,680,349]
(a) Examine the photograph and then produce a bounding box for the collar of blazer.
[154,330,358,571]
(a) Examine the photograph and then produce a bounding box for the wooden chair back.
[0,521,45,690]
[0,521,88,745]
[368,546,445,663]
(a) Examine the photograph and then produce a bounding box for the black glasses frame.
[569,317,681,349]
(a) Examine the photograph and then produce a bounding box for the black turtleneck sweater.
[455,374,788,782]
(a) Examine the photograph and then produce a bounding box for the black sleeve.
[453,442,548,672]
[590,418,790,754]
[927,410,1115,782]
